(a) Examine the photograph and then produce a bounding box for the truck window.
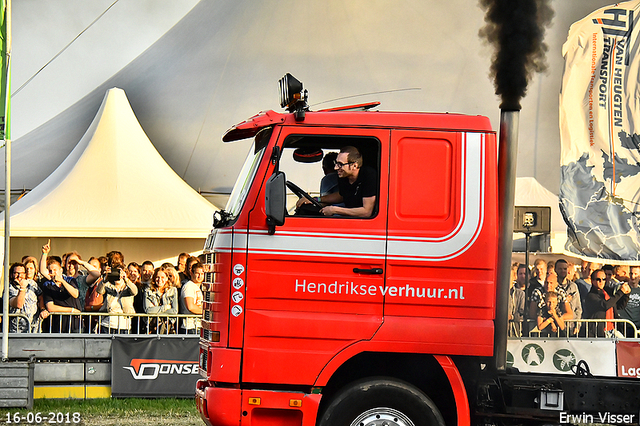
[395,136,453,220]
[280,135,380,218]
[387,131,466,240]
[225,141,267,223]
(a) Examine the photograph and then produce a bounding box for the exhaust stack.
[494,109,519,371]
[479,0,553,371]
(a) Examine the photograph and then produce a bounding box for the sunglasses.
[334,161,354,168]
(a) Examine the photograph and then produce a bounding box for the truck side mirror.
[265,171,286,234]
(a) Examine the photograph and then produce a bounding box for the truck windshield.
[223,142,266,224]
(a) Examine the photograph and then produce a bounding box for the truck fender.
[434,355,470,426]
[314,343,470,426]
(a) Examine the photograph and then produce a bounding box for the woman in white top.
[179,262,204,334]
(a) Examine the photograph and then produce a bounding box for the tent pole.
[2,136,9,360]
[2,0,11,361]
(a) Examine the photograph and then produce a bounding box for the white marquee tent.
[1,88,217,265]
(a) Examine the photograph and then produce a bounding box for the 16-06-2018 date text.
[4,412,81,424]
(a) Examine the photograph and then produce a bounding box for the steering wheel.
[286,180,323,208]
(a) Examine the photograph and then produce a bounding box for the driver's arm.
[296,191,343,208]
[319,192,342,205]
[322,196,376,218]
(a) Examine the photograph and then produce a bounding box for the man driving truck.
[297,145,377,218]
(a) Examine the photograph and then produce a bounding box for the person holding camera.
[536,291,566,337]
[584,269,631,337]
[96,264,138,334]
[8,262,42,333]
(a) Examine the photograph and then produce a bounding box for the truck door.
[382,129,496,356]
[242,126,389,385]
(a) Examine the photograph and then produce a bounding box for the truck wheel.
[318,378,445,426]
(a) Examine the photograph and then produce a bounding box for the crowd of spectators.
[6,244,638,339]
[1,241,204,334]
[509,259,639,338]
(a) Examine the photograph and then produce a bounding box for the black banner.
[111,337,200,397]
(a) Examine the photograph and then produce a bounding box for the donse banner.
[111,337,200,397]
[559,0,640,261]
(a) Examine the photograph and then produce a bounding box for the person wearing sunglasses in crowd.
[583,269,631,337]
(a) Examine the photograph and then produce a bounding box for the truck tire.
[318,377,446,426]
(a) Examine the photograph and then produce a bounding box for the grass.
[39,397,197,416]
[1,398,201,425]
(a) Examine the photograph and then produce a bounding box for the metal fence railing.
[6,314,637,338]
[3,313,31,332]
[2,312,201,335]
[515,318,639,339]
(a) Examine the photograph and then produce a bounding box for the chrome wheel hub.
[350,407,415,426]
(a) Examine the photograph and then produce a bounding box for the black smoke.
[479,0,554,110]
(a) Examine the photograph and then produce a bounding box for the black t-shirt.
[42,276,81,309]
[338,166,377,208]
[41,276,82,332]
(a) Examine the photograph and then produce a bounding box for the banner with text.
[559,0,640,261]
[507,339,616,376]
[616,341,640,378]
[111,337,200,397]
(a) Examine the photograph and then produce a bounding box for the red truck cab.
[196,75,498,426]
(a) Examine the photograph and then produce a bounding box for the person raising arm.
[40,240,79,300]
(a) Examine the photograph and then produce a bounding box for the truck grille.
[199,348,208,371]
[200,247,226,347]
